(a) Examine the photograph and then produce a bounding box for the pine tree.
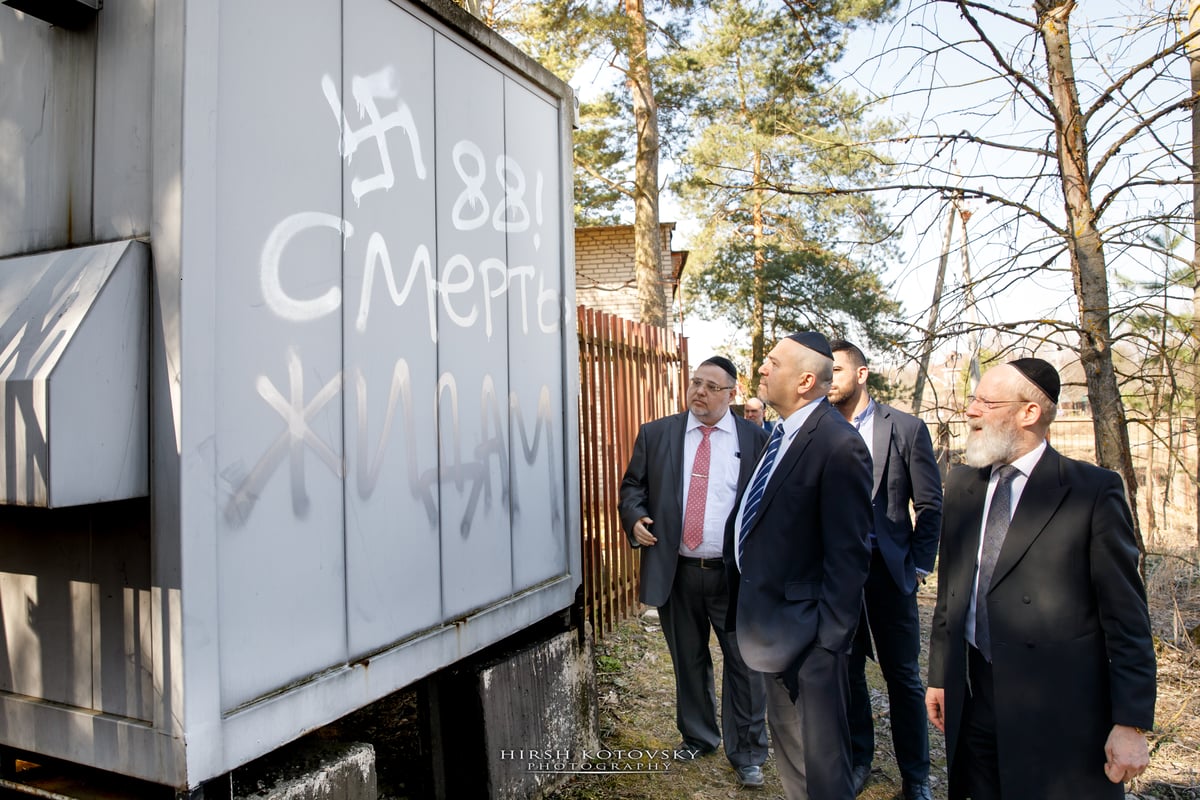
[674,0,900,386]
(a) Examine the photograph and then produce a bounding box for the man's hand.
[632,517,657,546]
[1104,724,1149,784]
[925,687,946,733]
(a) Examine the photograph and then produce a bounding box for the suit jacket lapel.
[668,413,688,515]
[871,404,891,497]
[757,400,824,506]
[959,467,990,564]
[990,447,1068,591]
[736,401,823,543]
[735,420,762,491]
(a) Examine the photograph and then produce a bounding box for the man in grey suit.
[828,340,942,800]
[619,356,769,788]
[726,332,874,800]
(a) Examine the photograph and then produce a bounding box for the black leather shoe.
[674,741,717,760]
[851,763,871,795]
[735,765,764,788]
[903,780,933,800]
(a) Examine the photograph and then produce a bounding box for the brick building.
[575,223,689,323]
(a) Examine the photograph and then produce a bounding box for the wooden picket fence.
[577,306,689,639]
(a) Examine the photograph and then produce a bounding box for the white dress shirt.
[733,396,825,568]
[680,410,741,559]
[852,397,876,456]
[965,439,1047,648]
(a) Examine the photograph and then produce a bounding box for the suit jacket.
[619,411,768,608]
[928,447,1156,800]
[869,402,943,594]
[724,399,873,673]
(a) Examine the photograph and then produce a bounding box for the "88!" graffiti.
[451,140,543,236]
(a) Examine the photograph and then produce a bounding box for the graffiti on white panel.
[510,384,561,527]
[354,363,558,537]
[262,213,559,341]
[224,347,343,525]
[261,212,351,323]
[352,358,437,520]
[225,351,556,537]
[534,170,544,250]
[450,144,542,242]
[436,372,510,537]
[355,236,436,337]
[321,68,427,205]
[227,64,565,537]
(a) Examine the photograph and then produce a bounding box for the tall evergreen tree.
[484,0,623,225]
[499,0,697,320]
[674,0,900,386]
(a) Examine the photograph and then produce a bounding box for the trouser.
[658,557,768,767]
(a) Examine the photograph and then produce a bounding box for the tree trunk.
[1145,403,1158,547]
[1189,0,1200,545]
[1036,0,1141,540]
[750,150,766,393]
[912,206,955,415]
[959,204,981,394]
[626,0,667,327]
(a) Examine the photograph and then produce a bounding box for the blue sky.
[582,0,1194,374]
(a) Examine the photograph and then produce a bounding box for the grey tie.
[975,464,1019,662]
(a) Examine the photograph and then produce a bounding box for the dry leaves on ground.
[550,545,1200,800]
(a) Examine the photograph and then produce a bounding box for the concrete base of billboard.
[229,740,377,800]
[429,620,600,799]
[0,740,376,800]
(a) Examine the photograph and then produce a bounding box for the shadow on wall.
[0,499,152,751]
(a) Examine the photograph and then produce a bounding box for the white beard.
[963,421,1018,468]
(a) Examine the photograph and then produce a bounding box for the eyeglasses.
[689,378,735,393]
[966,394,1026,410]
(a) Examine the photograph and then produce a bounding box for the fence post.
[577,307,687,638]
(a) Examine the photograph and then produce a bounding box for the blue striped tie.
[738,423,785,558]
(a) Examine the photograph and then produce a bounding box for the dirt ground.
[548,546,1200,800]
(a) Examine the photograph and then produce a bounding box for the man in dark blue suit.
[620,356,770,788]
[828,340,942,800]
[726,332,873,800]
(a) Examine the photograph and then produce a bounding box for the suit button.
[1022,595,1031,604]
[1026,640,1035,648]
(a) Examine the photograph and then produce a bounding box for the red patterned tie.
[683,426,715,550]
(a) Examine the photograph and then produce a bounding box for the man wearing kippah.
[926,358,1157,799]
[726,332,874,799]
[619,356,770,788]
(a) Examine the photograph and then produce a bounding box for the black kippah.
[785,331,833,360]
[1009,357,1060,403]
[700,355,738,382]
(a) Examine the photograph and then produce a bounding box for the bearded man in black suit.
[926,358,1155,799]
